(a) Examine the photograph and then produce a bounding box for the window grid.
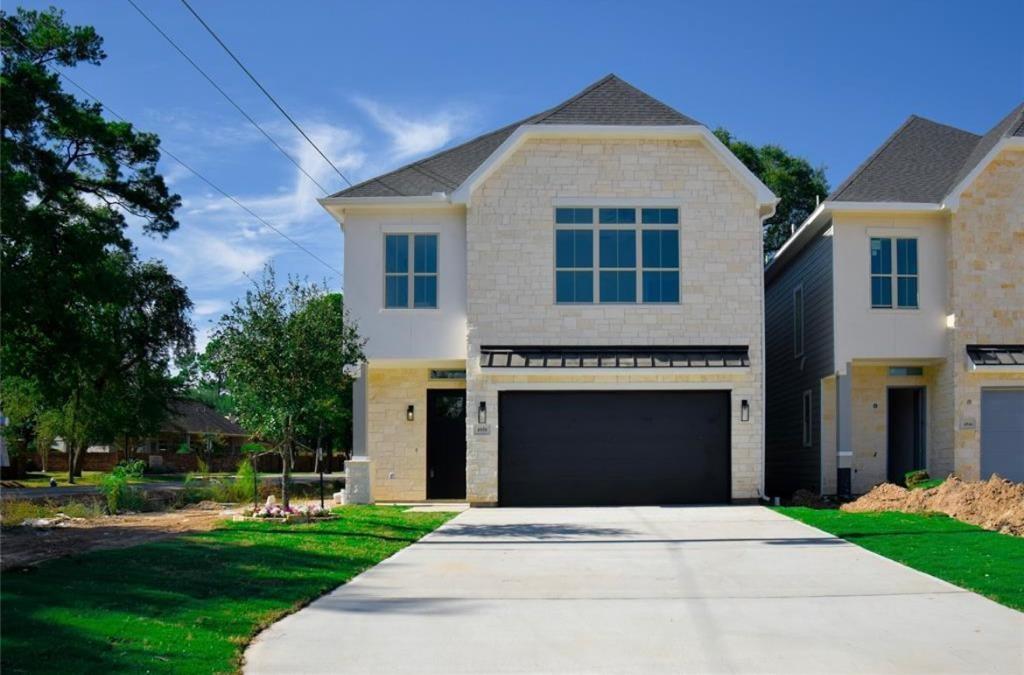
[384,233,438,309]
[870,237,918,309]
[555,207,680,305]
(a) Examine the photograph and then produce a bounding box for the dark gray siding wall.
[765,232,834,497]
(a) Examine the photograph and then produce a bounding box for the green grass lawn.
[1,505,455,674]
[776,507,1024,611]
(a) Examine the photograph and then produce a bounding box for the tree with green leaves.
[210,268,364,507]
[1,8,193,481]
[714,128,830,262]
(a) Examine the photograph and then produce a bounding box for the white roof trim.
[450,124,777,207]
[318,194,450,207]
[943,136,1024,211]
[967,363,1024,374]
[765,200,947,281]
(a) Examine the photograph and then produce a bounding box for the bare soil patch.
[0,502,238,570]
[842,475,1024,536]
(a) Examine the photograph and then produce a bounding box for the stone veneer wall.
[365,366,464,501]
[942,149,1024,480]
[464,137,765,503]
[847,363,941,494]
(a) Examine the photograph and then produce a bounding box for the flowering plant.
[251,504,332,519]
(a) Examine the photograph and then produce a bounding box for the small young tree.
[211,267,364,507]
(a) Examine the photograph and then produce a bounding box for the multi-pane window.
[870,237,917,309]
[641,229,680,303]
[555,228,594,303]
[555,207,680,304]
[598,208,637,302]
[384,233,438,308]
[793,285,804,358]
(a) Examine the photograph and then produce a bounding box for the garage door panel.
[981,389,1024,482]
[499,391,730,506]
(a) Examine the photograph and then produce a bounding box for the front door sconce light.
[740,399,750,422]
[406,404,415,422]
[478,401,487,425]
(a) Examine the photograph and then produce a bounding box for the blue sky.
[19,0,1024,348]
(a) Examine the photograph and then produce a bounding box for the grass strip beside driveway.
[1,505,456,674]
[776,507,1024,612]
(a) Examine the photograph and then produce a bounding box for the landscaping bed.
[777,507,1024,611]
[1,505,456,674]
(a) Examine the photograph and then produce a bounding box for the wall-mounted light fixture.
[478,401,487,425]
[740,399,750,422]
[406,404,415,422]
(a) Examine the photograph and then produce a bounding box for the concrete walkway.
[245,506,1023,674]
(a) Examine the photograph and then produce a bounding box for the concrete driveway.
[245,506,1023,674]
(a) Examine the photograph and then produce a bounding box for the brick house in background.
[764,103,1024,497]
[321,75,776,506]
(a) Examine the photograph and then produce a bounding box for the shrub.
[117,459,146,478]
[99,466,146,514]
[232,457,259,504]
[904,469,930,488]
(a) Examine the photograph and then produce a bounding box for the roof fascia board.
[450,124,777,207]
[943,137,1024,211]
[318,194,456,225]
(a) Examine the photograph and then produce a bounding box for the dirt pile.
[842,475,1024,536]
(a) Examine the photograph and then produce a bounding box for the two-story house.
[321,75,777,506]
[765,104,1024,497]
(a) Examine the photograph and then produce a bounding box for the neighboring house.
[43,400,251,473]
[321,75,777,506]
[764,104,1024,497]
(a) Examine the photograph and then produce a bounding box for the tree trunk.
[68,443,84,483]
[281,442,292,509]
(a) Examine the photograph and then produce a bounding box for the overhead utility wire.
[179,0,354,188]
[36,61,341,276]
[125,0,331,195]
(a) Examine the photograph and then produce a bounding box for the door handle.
[429,469,435,478]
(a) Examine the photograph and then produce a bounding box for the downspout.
[758,199,779,501]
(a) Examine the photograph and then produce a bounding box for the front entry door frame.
[887,386,926,484]
[426,388,467,500]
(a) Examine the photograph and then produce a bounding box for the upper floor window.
[793,285,804,357]
[555,228,594,303]
[384,233,437,308]
[554,207,680,305]
[870,237,917,309]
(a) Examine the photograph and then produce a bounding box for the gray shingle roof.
[162,400,248,436]
[829,102,1024,203]
[330,75,701,199]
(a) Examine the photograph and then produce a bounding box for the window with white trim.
[793,285,804,358]
[384,233,438,308]
[802,389,813,447]
[555,207,680,304]
[870,237,917,309]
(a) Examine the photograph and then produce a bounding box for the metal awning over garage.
[480,345,749,369]
[966,345,1024,368]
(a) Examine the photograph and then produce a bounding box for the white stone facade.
[464,138,766,503]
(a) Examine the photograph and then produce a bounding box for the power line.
[179,0,353,188]
[50,65,341,277]
[125,0,330,195]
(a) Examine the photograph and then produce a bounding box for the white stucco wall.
[832,211,949,369]
[340,206,468,360]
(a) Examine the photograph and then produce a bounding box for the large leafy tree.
[1,8,193,480]
[714,128,830,262]
[210,268,364,507]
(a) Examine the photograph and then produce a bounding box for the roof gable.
[329,75,701,199]
[829,116,980,203]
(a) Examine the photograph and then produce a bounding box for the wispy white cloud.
[353,96,470,161]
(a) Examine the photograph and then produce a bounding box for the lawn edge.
[772,507,1024,614]
[236,507,463,673]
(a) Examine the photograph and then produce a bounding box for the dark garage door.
[981,388,1024,482]
[498,390,731,506]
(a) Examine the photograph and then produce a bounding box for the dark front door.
[498,390,731,506]
[888,387,926,484]
[427,389,466,499]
